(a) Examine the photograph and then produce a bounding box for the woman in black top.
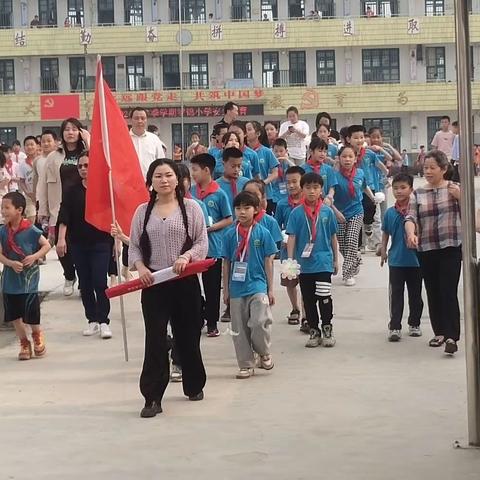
[57,151,113,340]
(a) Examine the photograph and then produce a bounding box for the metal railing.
[0,12,12,28]
[182,72,209,90]
[40,76,59,93]
[262,69,306,87]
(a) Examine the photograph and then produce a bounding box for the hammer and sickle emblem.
[44,98,54,108]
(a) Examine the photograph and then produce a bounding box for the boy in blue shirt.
[271,138,294,205]
[286,173,339,348]
[0,192,51,360]
[222,191,277,379]
[217,147,250,211]
[229,121,260,180]
[275,166,307,329]
[191,153,233,337]
[380,173,423,342]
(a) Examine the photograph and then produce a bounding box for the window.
[288,0,305,18]
[362,1,398,17]
[172,123,209,154]
[69,57,86,92]
[0,127,16,146]
[0,0,13,28]
[0,60,15,94]
[189,54,208,89]
[362,48,400,84]
[38,0,57,26]
[426,47,446,82]
[40,58,59,93]
[102,56,116,90]
[126,55,144,91]
[68,0,84,26]
[232,0,250,20]
[363,118,401,150]
[262,52,279,87]
[98,0,114,24]
[427,116,443,148]
[124,0,143,25]
[289,51,306,86]
[169,0,206,22]
[261,0,277,20]
[163,54,180,89]
[425,0,444,16]
[233,53,252,79]
[316,50,336,85]
[315,0,335,18]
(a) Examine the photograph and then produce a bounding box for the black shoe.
[300,319,310,334]
[140,401,162,418]
[444,340,458,355]
[188,391,204,401]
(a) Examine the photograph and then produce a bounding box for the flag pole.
[96,54,129,362]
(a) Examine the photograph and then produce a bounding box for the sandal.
[429,337,445,347]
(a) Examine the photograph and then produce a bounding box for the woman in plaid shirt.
[405,150,461,356]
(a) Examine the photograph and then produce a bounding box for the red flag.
[86,56,149,234]
[40,94,80,120]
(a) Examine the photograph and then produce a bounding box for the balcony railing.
[40,76,59,93]
[0,78,15,94]
[262,69,306,87]
[0,12,12,28]
[182,72,209,90]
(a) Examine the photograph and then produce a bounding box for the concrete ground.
[1,249,480,480]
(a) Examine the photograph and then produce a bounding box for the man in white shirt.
[278,106,310,165]
[431,115,455,160]
[129,107,165,178]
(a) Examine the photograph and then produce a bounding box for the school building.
[0,0,479,153]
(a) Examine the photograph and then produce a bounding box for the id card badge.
[279,181,287,195]
[301,243,314,258]
[232,261,248,282]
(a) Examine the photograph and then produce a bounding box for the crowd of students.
[0,105,464,418]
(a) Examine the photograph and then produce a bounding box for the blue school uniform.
[241,146,260,179]
[300,162,338,197]
[274,198,295,260]
[286,204,338,274]
[254,145,279,200]
[333,168,366,220]
[327,143,338,160]
[0,225,42,294]
[191,185,232,258]
[193,197,211,228]
[382,207,419,268]
[212,149,224,179]
[257,212,283,243]
[217,176,250,210]
[272,158,292,204]
[222,222,278,299]
[208,146,222,158]
[358,149,381,192]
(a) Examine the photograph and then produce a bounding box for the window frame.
[0,127,17,146]
[67,0,84,26]
[0,0,13,28]
[125,55,145,91]
[261,0,278,20]
[172,122,209,154]
[38,0,57,26]
[316,49,336,85]
[425,0,444,16]
[189,53,209,89]
[262,51,279,88]
[69,57,86,92]
[425,46,446,82]
[101,56,116,90]
[40,57,59,93]
[288,0,305,19]
[0,59,15,94]
[163,54,181,89]
[362,48,400,84]
[124,0,143,25]
[289,51,307,86]
[98,0,115,25]
[362,117,401,150]
[233,52,253,80]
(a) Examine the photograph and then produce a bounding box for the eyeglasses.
[77,163,88,169]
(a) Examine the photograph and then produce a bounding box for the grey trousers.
[230,294,273,369]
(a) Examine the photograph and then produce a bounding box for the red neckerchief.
[302,198,323,241]
[278,160,288,180]
[196,181,219,201]
[25,156,34,167]
[340,166,357,198]
[356,147,366,166]
[236,222,254,260]
[230,179,238,197]
[5,157,13,176]
[394,200,409,217]
[251,141,262,151]
[185,191,192,199]
[255,209,266,222]
[6,219,31,258]
[240,145,247,153]
[307,156,322,174]
[288,194,303,209]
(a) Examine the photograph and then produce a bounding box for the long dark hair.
[139,158,193,266]
[247,121,269,148]
[60,117,85,152]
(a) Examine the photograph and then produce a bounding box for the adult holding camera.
[279,106,310,166]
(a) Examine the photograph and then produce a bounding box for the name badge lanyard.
[302,212,319,258]
[236,224,254,262]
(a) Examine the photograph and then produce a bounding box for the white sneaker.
[408,326,423,337]
[236,368,254,379]
[170,364,182,382]
[388,329,402,342]
[83,322,100,336]
[100,323,112,339]
[344,278,356,286]
[259,354,274,370]
[63,279,76,296]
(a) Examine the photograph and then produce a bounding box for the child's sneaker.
[236,368,254,379]
[305,329,321,348]
[344,278,356,286]
[83,322,100,336]
[287,309,300,325]
[100,323,112,339]
[18,338,32,361]
[388,329,402,342]
[170,364,182,382]
[220,307,231,322]
[259,354,274,370]
[32,331,46,357]
[207,329,220,338]
[300,319,310,334]
[321,324,336,347]
[408,325,422,337]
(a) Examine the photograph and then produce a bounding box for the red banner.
[40,94,80,120]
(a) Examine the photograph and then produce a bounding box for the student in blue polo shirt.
[380,173,423,342]
[222,191,277,380]
[212,131,242,179]
[228,121,260,180]
[275,166,306,329]
[312,123,338,163]
[216,147,250,210]
[332,145,376,286]
[208,123,228,164]
[190,153,233,337]
[301,137,337,203]
[286,172,338,349]
[245,121,279,214]
[271,138,294,205]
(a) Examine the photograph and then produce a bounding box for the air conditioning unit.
[140,76,153,90]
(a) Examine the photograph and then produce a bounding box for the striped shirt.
[405,182,461,252]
